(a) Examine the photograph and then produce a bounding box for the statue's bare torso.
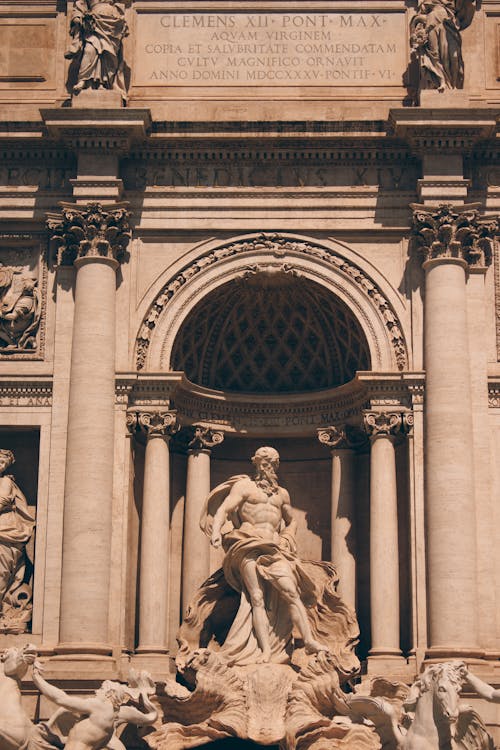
[234,478,289,539]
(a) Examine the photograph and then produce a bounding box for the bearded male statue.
[177,447,359,673]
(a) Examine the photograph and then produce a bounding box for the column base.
[425,646,485,661]
[54,642,113,656]
[366,652,412,681]
[135,645,170,655]
[131,652,175,681]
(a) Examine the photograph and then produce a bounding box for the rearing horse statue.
[348,661,494,750]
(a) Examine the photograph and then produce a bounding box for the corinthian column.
[182,426,224,617]
[363,411,406,661]
[47,202,130,654]
[412,204,498,658]
[136,411,179,654]
[317,425,357,610]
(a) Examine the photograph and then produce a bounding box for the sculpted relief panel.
[0,247,44,358]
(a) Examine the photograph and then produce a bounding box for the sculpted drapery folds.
[0,450,35,634]
[409,0,476,92]
[65,0,129,98]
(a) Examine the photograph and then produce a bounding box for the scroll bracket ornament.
[188,425,225,453]
[47,202,131,267]
[136,411,180,439]
[317,425,368,451]
[411,203,499,269]
[363,411,413,439]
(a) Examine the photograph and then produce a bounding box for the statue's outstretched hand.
[211,532,222,549]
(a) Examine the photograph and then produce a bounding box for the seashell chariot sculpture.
[0,447,497,750]
[143,447,497,750]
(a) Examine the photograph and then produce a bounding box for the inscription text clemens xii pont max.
[135,12,406,86]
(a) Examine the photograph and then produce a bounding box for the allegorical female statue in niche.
[410,0,476,91]
[65,0,129,99]
[0,450,35,633]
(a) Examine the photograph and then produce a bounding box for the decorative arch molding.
[136,233,408,373]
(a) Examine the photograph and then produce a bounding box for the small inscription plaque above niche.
[134,11,407,88]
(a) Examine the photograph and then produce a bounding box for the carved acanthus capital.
[188,426,225,453]
[363,411,403,439]
[411,203,498,269]
[47,202,131,267]
[137,411,179,439]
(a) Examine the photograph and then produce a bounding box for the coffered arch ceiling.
[171,271,370,394]
[138,234,408,374]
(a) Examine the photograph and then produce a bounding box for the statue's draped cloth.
[179,478,359,674]
[72,1,128,95]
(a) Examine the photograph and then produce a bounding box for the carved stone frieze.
[47,202,131,266]
[0,378,52,407]
[136,233,408,372]
[188,425,225,452]
[136,411,180,438]
[488,379,500,408]
[495,237,500,361]
[411,203,498,268]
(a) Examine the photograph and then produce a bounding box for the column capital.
[411,203,498,270]
[188,425,225,453]
[136,410,180,439]
[363,411,405,439]
[47,201,131,267]
[318,424,368,450]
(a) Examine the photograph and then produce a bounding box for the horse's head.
[0,643,37,680]
[423,661,467,726]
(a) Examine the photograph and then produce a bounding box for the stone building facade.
[0,0,499,745]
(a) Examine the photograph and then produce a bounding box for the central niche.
[171,270,370,393]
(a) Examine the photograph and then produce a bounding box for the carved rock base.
[146,652,379,750]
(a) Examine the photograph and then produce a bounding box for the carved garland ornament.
[136,234,408,372]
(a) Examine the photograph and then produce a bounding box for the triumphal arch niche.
[0,0,499,747]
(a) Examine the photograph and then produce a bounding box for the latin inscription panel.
[134,12,407,87]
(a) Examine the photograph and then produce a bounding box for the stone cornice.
[388,109,498,154]
[115,372,183,406]
[40,109,152,152]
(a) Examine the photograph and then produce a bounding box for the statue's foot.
[72,80,87,93]
[260,648,271,664]
[304,639,329,655]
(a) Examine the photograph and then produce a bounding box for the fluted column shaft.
[136,411,178,653]
[412,204,498,656]
[48,202,130,653]
[182,427,224,616]
[424,258,477,651]
[364,412,403,658]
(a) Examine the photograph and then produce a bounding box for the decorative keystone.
[47,201,131,266]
